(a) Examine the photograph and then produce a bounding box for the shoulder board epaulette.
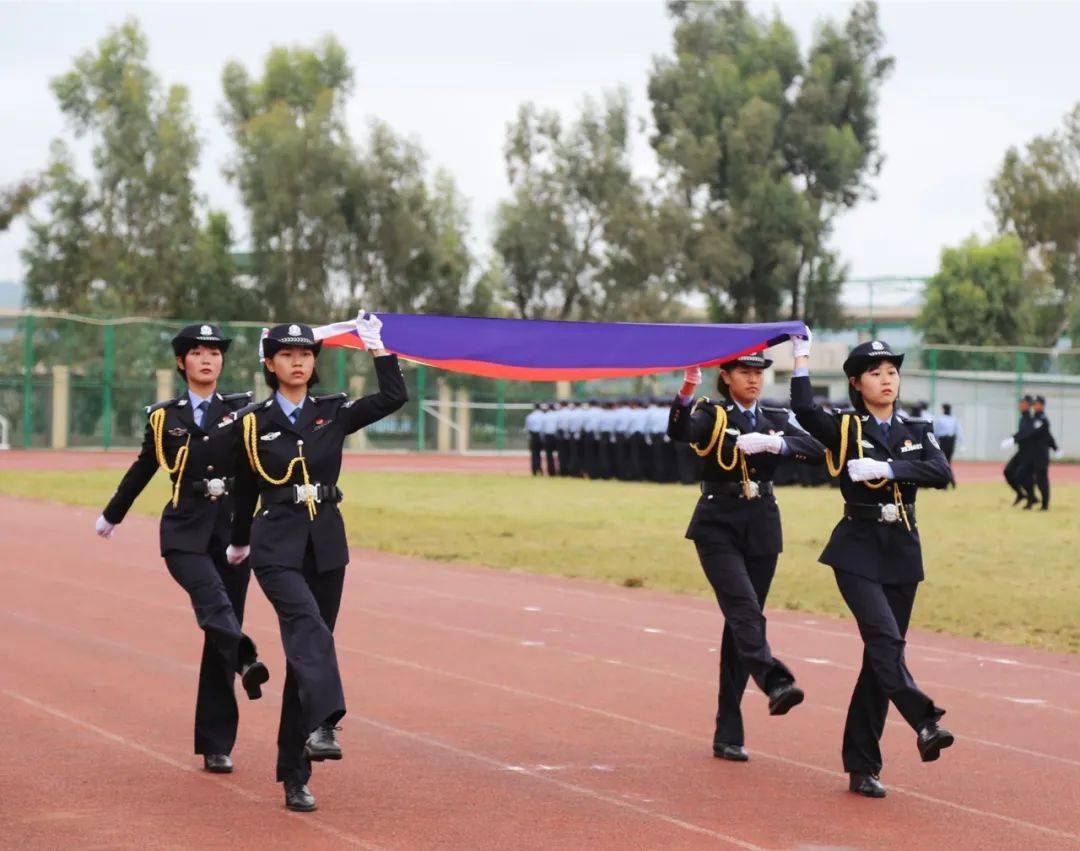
[833,406,856,415]
[760,405,790,414]
[219,391,254,404]
[313,392,347,403]
[145,397,179,415]
[898,412,933,425]
[216,398,268,428]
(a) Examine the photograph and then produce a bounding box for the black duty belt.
[844,502,916,525]
[700,481,774,499]
[189,477,234,500]
[263,483,343,506]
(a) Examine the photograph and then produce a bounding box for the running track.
[1,496,1078,849]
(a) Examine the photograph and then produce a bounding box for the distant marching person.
[1002,395,1035,506]
[95,323,270,776]
[790,333,954,799]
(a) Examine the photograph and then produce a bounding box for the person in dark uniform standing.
[933,404,961,487]
[524,403,544,476]
[1003,395,1036,506]
[1027,396,1057,510]
[668,354,822,762]
[229,314,407,812]
[95,323,270,775]
[790,333,954,799]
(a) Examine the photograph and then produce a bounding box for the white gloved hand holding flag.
[355,310,384,351]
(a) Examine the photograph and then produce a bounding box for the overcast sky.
[3,0,1079,291]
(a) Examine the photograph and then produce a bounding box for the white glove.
[1000,436,1015,450]
[1053,448,1065,459]
[95,515,116,539]
[678,367,704,390]
[847,458,893,482]
[355,310,384,351]
[792,327,812,359]
[736,432,784,455]
[226,544,250,565]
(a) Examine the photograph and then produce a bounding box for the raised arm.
[789,330,842,450]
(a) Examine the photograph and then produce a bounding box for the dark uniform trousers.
[543,434,558,476]
[164,541,255,755]
[833,570,941,775]
[528,432,543,475]
[255,544,347,785]
[696,547,784,747]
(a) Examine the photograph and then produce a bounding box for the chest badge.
[167,427,187,437]
[260,431,281,442]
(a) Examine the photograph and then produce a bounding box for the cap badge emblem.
[200,324,212,336]
[289,324,301,336]
[871,341,884,351]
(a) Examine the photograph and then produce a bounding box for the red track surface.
[5,449,1079,484]
[2,495,1078,849]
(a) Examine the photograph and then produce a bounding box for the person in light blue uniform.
[932,403,962,487]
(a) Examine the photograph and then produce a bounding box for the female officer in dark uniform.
[95,323,269,774]
[229,313,407,812]
[667,351,823,761]
[789,332,954,798]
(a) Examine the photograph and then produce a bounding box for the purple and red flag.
[313,314,807,381]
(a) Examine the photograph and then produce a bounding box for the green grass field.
[2,469,1077,654]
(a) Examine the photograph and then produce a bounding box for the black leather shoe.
[917,721,955,762]
[713,743,749,762]
[284,781,317,812]
[240,661,269,700]
[304,724,342,761]
[767,683,805,716]
[1023,499,1037,510]
[849,772,886,798]
[1012,493,1024,506]
[203,754,233,774]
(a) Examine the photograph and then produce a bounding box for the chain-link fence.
[2,310,1078,456]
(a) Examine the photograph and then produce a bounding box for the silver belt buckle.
[880,503,900,524]
[294,483,320,504]
[206,478,226,500]
[742,480,760,500]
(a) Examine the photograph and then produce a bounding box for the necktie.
[290,408,300,425]
[745,409,756,430]
[195,400,209,428]
[880,420,890,443]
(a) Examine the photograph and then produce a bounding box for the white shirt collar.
[275,391,305,418]
[187,388,214,409]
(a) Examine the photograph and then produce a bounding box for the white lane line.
[7,586,1080,842]
[357,717,765,850]
[0,689,384,850]
[642,627,666,634]
[359,566,1080,680]
[2,609,760,849]
[340,644,1080,845]
[356,578,1079,716]
[8,569,1080,770]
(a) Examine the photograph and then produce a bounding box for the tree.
[916,235,1042,368]
[647,1,893,326]
[990,104,1080,346]
[21,20,209,316]
[492,90,654,320]
[341,122,473,315]
[221,37,354,321]
[0,179,38,232]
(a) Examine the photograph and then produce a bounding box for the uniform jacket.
[230,355,407,572]
[103,390,254,556]
[790,375,952,583]
[667,394,824,555]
